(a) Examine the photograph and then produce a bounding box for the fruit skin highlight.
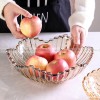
[46,59,69,75]
[26,55,48,71]
[35,43,56,62]
[20,16,42,38]
[25,55,48,76]
[54,49,76,67]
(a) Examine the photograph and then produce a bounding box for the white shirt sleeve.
[69,0,95,31]
[0,0,15,20]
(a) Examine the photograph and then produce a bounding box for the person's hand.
[3,2,32,39]
[70,25,87,56]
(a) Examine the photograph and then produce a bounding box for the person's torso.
[0,0,71,33]
[15,0,71,32]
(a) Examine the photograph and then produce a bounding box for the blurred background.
[89,0,100,31]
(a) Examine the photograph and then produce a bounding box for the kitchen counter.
[0,32,100,100]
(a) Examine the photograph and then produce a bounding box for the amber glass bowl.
[6,34,93,83]
[82,68,100,100]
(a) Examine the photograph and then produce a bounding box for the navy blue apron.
[0,0,71,33]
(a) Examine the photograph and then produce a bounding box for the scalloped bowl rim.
[6,34,94,83]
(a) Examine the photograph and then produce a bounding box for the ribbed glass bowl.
[82,68,100,100]
[6,34,93,83]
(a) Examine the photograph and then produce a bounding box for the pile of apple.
[26,43,76,76]
[20,16,76,79]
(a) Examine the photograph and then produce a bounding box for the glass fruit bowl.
[82,68,100,100]
[6,34,93,83]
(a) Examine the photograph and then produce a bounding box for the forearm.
[69,0,95,31]
[0,0,15,20]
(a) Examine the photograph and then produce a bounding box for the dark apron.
[0,0,71,33]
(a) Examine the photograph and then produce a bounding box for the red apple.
[54,49,76,67]
[46,59,69,74]
[20,16,42,38]
[25,55,48,76]
[35,43,56,62]
[46,59,69,81]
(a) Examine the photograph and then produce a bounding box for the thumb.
[18,8,32,18]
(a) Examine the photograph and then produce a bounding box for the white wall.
[89,0,100,32]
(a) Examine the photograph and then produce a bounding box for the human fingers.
[70,27,81,56]
[80,30,86,47]
[7,17,26,39]
[17,7,32,18]
[72,30,80,45]
[70,40,81,57]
